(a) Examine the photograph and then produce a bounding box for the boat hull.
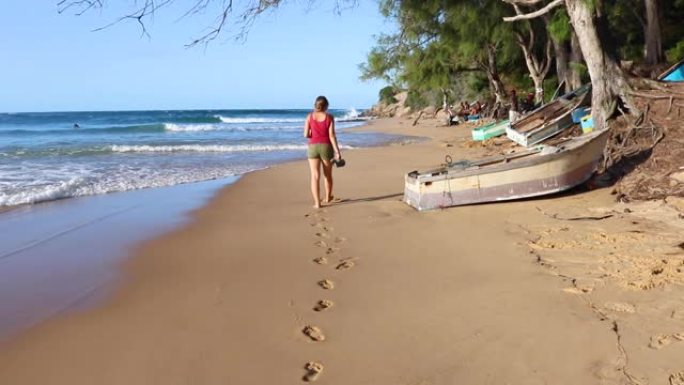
[507,85,591,147]
[505,113,574,147]
[404,130,608,211]
[471,120,509,141]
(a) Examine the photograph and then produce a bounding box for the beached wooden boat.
[471,120,509,141]
[404,129,609,211]
[506,84,591,147]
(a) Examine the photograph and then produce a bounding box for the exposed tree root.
[598,84,684,201]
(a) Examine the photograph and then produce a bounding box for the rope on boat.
[442,154,454,207]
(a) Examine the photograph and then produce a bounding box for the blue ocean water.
[0,109,394,207]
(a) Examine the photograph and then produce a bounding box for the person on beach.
[509,89,521,123]
[304,96,342,209]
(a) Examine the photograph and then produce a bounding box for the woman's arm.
[303,114,311,138]
[328,115,341,160]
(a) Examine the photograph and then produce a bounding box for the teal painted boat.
[471,120,510,141]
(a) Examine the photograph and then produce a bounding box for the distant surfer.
[73,123,80,129]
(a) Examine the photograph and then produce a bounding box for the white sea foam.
[215,116,302,124]
[338,108,372,122]
[0,164,257,207]
[110,144,310,153]
[164,123,220,132]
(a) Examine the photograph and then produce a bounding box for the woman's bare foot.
[323,195,340,204]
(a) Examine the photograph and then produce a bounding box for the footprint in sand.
[310,222,333,230]
[313,299,333,312]
[333,236,347,244]
[312,256,328,265]
[649,333,684,349]
[303,361,324,382]
[670,372,684,385]
[302,325,325,341]
[318,279,335,290]
[336,260,355,270]
[603,302,636,314]
[314,240,339,251]
[314,240,328,248]
[315,232,330,239]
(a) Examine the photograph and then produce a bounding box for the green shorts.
[307,143,334,161]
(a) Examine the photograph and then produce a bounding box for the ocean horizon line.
[0,106,372,115]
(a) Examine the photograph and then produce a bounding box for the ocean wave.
[0,124,167,136]
[110,144,311,153]
[1,142,356,157]
[0,166,256,207]
[215,115,302,124]
[174,116,223,124]
[337,108,372,122]
[163,123,220,132]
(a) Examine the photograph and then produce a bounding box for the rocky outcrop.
[365,91,410,118]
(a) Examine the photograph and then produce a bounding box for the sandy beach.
[1,116,683,384]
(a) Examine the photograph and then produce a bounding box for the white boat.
[506,85,591,147]
[404,129,609,211]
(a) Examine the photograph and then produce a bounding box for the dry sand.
[0,116,682,384]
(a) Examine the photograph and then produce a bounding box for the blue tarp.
[661,61,684,82]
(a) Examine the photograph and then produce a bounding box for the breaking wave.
[110,144,310,153]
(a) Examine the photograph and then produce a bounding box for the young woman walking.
[303,96,342,209]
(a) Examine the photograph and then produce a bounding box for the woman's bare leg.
[308,158,322,208]
[322,159,334,203]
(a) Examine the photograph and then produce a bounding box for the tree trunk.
[485,44,507,103]
[564,0,633,130]
[552,38,571,93]
[644,0,664,65]
[516,28,553,104]
[569,30,583,90]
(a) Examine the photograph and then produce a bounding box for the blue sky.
[0,2,390,112]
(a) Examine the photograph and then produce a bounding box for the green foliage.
[569,61,590,82]
[604,0,684,63]
[543,77,560,103]
[465,73,489,95]
[404,89,429,111]
[506,72,533,93]
[365,0,684,107]
[362,0,520,96]
[548,9,571,43]
[666,41,684,63]
[378,86,398,104]
[583,0,600,15]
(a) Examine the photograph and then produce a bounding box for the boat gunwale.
[514,90,590,138]
[472,119,509,132]
[512,98,568,134]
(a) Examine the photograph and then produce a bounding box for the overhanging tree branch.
[502,0,564,21]
[56,0,357,47]
[502,0,548,5]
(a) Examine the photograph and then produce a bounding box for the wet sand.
[0,178,233,341]
[0,116,682,384]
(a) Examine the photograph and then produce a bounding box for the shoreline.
[1,116,683,384]
[0,178,235,342]
[0,117,404,341]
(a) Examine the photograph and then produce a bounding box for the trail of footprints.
[301,210,357,382]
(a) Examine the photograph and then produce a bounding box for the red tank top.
[308,113,332,144]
